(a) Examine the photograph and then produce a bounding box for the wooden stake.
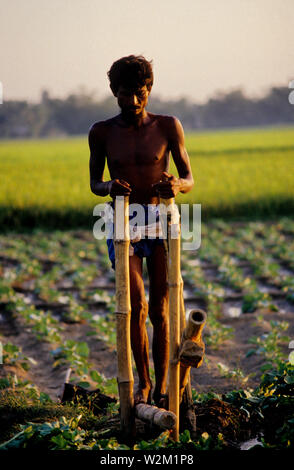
[114,196,135,440]
[159,197,180,441]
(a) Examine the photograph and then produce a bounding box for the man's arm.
[88,122,131,197]
[168,116,194,193]
[89,122,110,196]
[153,116,194,198]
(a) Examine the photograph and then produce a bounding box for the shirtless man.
[89,55,194,407]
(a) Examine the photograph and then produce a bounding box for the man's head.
[108,55,153,95]
[107,55,153,119]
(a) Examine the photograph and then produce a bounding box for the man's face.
[116,85,150,117]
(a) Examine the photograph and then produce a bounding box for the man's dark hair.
[107,55,153,95]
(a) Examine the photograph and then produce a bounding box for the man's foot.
[153,391,169,410]
[134,384,152,405]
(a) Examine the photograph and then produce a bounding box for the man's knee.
[131,299,148,324]
[149,298,168,327]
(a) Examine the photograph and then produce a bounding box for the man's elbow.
[181,176,194,194]
[190,176,195,190]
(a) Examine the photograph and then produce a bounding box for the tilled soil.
[0,225,293,447]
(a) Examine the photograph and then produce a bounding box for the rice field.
[0,125,293,230]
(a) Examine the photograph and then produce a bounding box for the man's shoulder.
[149,113,180,125]
[149,113,183,134]
[89,116,118,135]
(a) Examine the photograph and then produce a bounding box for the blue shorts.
[106,203,164,270]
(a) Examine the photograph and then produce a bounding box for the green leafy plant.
[280,276,294,304]
[205,316,234,349]
[2,342,37,371]
[0,415,94,450]
[5,297,63,343]
[0,279,17,303]
[133,429,224,450]
[89,370,117,396]
[257,361,294,396]
[51,340,91,380]
[0,373,49,401]
[248,317,290,368]
[223,362,294,448]
[217,362,254,384]
[242,291,278,313]
[87,313,116,346]
[60,299,88,323]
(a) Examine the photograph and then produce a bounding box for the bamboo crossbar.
[135,404,177,430]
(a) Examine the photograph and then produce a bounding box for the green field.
[1,126,294,230]
[1,127,294,450]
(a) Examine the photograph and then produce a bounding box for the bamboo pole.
[179,309,206,401]
[114,196,135,440]
[159,197,180,441]
[179,277,195,416]
[135,404,176,430]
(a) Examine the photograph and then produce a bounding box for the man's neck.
[120,109,148,128]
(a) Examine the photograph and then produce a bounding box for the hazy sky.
[0,0,293,103]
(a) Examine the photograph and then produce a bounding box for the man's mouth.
[124,107,140,113]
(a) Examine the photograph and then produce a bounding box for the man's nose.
[129,94,139,106]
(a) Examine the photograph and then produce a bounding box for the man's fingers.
[112,190,131,197]
[113,180,131,192]
[153,182,172,190]
[110,182,131,196]
[119,179,131,187]
[115,180,130,189]
[162,172,173,181]
[158,189,173,195]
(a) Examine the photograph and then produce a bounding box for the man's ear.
[147,83,153,93]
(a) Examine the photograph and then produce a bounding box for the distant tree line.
[0,86,293,138]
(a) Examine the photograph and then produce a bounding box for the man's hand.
[152,172,181,199]
[109,179,132,197]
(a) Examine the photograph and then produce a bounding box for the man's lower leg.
[131,311,152,404]
[152,320,169,407]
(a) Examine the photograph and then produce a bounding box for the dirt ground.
[1,259,293,401]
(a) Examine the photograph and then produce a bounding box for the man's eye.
[120,90,146,98]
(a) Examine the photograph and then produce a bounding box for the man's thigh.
[146,243,168,308]
[129,253,146,307]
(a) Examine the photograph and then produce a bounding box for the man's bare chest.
[105,124,169,167]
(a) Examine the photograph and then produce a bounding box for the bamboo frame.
[159,197,180,441]
[114,196,135,439]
